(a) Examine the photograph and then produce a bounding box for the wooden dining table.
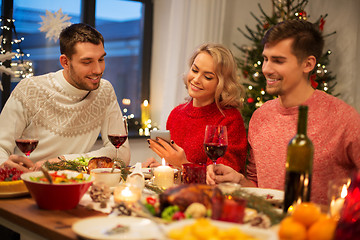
[0,195,107,240]
[0,186,288,240]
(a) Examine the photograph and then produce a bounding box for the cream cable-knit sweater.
[0,70,130,165]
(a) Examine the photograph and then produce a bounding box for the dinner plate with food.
[241,187,284,206]
[165,218,278,240]
[0,167,29,198]
[72,216,163,240]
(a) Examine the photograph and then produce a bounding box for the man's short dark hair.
[59,23,104,58]
[262,19,324,63]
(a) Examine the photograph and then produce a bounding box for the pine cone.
[89,183,111,202]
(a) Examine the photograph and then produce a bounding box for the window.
[0,0,152,137]
[12,0,81,75]
[95,0,152,136]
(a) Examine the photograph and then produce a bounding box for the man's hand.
[1,155,34,172]
[141,157,161,168]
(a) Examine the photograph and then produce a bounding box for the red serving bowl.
[21,170,94,210]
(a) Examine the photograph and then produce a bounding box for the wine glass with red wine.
[107,115,128,160]
[15,124,39,158]
[203,125,228,165]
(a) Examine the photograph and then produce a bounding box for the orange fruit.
[308,216,337,240]
[278,217,307,240]
[292,202,321,227]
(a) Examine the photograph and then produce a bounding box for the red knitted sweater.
[166,100,247,173]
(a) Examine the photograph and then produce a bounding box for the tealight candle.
[330,183,348,219]
[153,159,174,189]
[330,198,345,218]
[113,184,141,205]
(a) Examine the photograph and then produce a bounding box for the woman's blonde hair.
[184,43,245,112]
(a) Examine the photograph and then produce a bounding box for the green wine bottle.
[283,105,314,213]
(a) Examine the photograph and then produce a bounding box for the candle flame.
[121,186,133,197]
[287,205,294,213]
[162,158,166,166]
[340,184,348,198]
[143,100,149,107]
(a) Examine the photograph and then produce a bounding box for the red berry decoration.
[172,211,186,221]
[146,196,157,205]
[0,167,23,181]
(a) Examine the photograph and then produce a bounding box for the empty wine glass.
[108,115,128,161]
[15,123,39,158]
[203,125,228,165]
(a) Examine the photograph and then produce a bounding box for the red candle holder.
[182,163,206,184]
[211,194,246,224]
[334,171,360,239]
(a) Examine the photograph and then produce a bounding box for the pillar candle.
[141,100,150,128]
[153,165,174,189]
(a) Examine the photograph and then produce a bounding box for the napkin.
[79,193,114,214]
[127,162,145,190]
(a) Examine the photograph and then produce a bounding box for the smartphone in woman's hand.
[150,130,171,143]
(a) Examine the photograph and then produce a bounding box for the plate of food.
[242,187,284,206]
[0,167,29,198]
[165,218,278,240]
[72,216,163,240]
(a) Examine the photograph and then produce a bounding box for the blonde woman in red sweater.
[146,43,247,174]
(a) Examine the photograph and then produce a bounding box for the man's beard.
[69,64,101,91]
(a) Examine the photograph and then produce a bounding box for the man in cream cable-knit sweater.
[207,20,360,205]
[0,23,130,172]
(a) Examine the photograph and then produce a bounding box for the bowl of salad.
[21,170,94,210]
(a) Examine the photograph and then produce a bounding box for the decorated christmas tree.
[235,0,336,128]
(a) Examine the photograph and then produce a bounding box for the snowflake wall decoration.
[39,9,72,43]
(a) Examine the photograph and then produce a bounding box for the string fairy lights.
[0,17,32,79]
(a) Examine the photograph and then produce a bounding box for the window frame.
[81,0,153,107]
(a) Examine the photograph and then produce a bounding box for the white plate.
[165,219,278,240]
[130,168,153,178]
[242,187,284,203]
[130,168,179,179]
[72,216,163,240]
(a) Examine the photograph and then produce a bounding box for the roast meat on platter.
[159,184,222,212]
[87,157,114,173]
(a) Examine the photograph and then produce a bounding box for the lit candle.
[153,159,174,189]
[330,184,348,219]
[141,100,150,128]
[113,184,141,204]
